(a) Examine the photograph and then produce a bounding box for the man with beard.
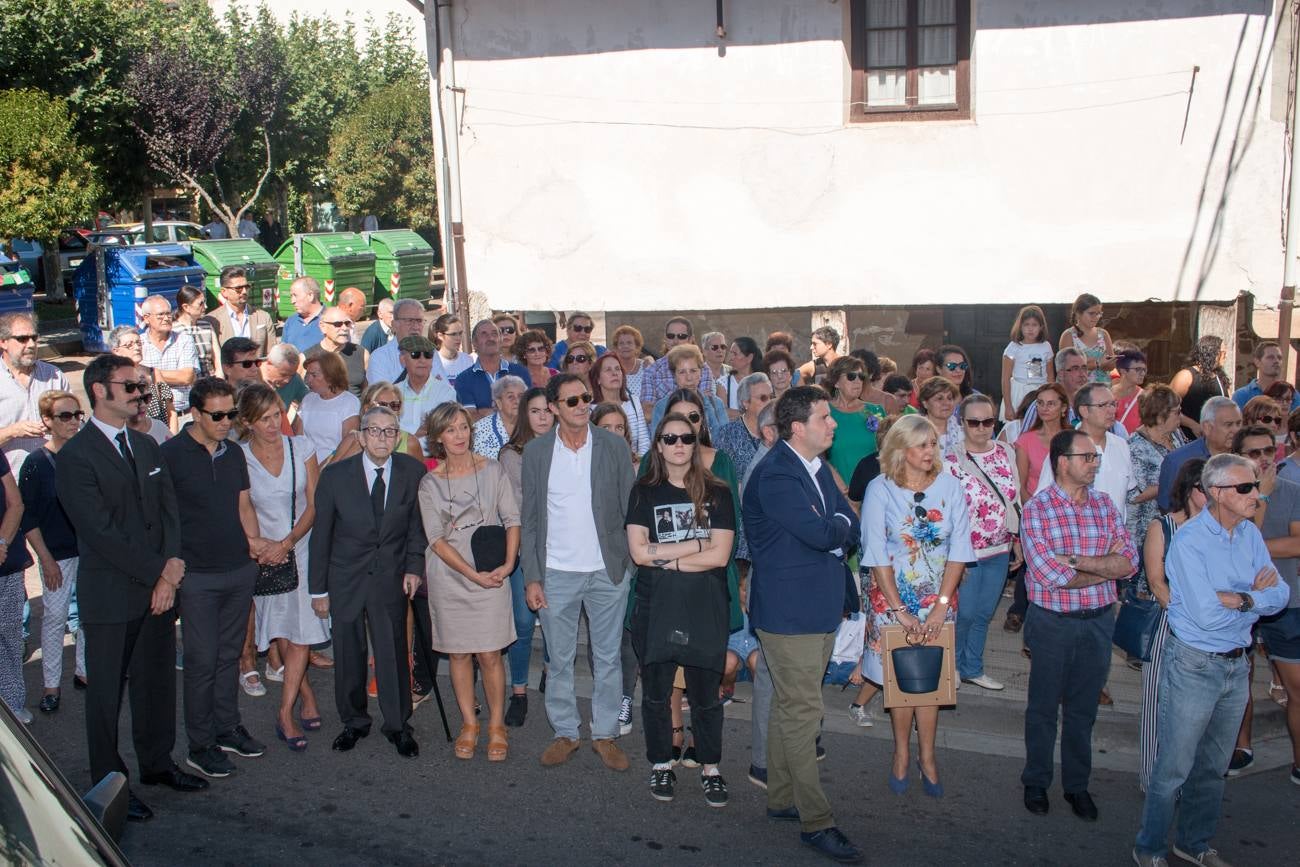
[0,312,70,473]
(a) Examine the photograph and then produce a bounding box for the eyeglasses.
[363,426,400,439]
[659,432,697,446]
[525,345,548,354]
[148,312,174,320]
[498,325,516,335]
[1083,400,1118,410]
[1065,452,1101,463]
[769,367,790,377]
[1257,415,1283,426]
[1126,367,1149,375]
[48,410,85,422]
[1240,447,1273,460]
[323,319,353,328]
[665,331,689,340]
[198,408,238,422]
[373,400,402,412]
[843,372,863,381]
[1213,481,1261,494]
[567,355,590,365]
[224,283,251,292]
[570,323,593,333]
[912,491,927,521]
[560,393,593,408]
[405,351,433,360]
[707,344,726,352]
[230,359,266,369]
[395,316,423,325]
[944,361,969,372]
[5,334,38,344]
[963,417,996,429]
[107,379,146,394]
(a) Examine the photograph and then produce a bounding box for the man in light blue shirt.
[1134,453,1289,867]
[1231,341,1300,411]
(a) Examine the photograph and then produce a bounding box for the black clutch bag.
[471,524,508,573]
[254,437,299,597]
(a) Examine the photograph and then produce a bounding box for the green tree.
[0,89,102,298]
[326,78,438,230]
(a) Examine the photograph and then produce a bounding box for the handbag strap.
[966,443,1020,522]
[287,436,296,524]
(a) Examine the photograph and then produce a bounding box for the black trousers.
[82,610,178,784]
[641,661,723,766]
[410,595,439,689]
[334,604,411,736]
[1008,561,1029,619]
[1021,604,1115,793]
[178,564,256,751]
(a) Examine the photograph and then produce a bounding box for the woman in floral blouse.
[862,415,973,798]
[945,394,1021,691]
[1125,384,1185,591]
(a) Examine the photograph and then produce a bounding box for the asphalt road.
[20,645,1298,867]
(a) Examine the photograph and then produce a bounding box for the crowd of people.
[0,278,1295,865]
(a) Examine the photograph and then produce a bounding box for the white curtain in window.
[918,67,955,104]
[918,25,956,66]
[868,71,907,107]
[867,29,905,68]
[919,0,955,25]
[867,0,908,28]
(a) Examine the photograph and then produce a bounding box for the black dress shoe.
[1064,791,1098,821]
[140,764,210,792]
[387,729,419,758]
[799,827,863,864]
[1024,785,1050,815]
[127,791,153,822]
[332,727,369,752]
[504,694,528,727]
[766,805,800,821]
[38,693,59,713]
[72,675,87,691]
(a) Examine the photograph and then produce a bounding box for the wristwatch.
[1067,554,1079,569]
[1237,592,1254,613]
[938,595,950,606]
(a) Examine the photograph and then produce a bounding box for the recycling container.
[73,244,205,353]
[363,229,435,304]
[0,260,35,317]
[273,233,376,318]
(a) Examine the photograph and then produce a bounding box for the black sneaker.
[617,695,633,736]
[701,773,728,808]
[504,694,528,728]
[186,746,235,778]
[1226,748,1254,777]
[649,767,676,802]
[680,745,700,768]
[216,725,266,758]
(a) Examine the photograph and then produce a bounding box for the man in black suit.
[56,354,208,822]
[310,405,427,757]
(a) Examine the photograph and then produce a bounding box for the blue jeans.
[507,564,536,689]
[536,568,629,740]
[1135,634,1249,859]
[956,552,1010,679]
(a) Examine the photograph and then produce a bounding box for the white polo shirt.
[545,429,605,572]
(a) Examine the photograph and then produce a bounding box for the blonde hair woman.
[861,414,973,798]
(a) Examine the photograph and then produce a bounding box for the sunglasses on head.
[567,355,591,365]
[231,359,265,369]
[1213,481,1261,494]
[198,408,238,422]
[560,393,593,408]
[48,410,85,422]
[665,331,689,340]
[406,351,433,360]
[944,361,969,371]
[963,417,996,429]
[107,379,146,395]
[570,323,593,333]
[659,432,697,446]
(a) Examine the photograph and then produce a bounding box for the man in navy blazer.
[743,385,863,864]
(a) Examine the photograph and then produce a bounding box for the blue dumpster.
[73,244,205,352]
[0,254,35,318]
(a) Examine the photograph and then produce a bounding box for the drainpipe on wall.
[422,0,470,316]
[1281,1,1300,379]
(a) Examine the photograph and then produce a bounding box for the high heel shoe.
[918,761,943,798]
[486,725,508,762]
[275,722,308,752]
[454,723,480,760]
[888,766,909,795]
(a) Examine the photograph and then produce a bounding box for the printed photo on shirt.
[654,503,710,543]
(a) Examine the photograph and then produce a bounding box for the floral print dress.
[860,471,974,684]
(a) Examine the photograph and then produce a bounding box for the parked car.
[122,221,203,244]
[3,239,43,284]
[0,702,131,864]
[85,231,135,247]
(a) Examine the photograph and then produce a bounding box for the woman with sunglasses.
[431,313,474,384]
[649,345,728,437]
[20,390,87,714]
[917,376,963,461]
[626,412,737,805]
[945,395,1021,692]
[718,337,762,421]
[332,382,425,463]
[1112,349,1149,434]
[516,329,558,389]
[862,414,973,797]
[562,341,597,386]
[236,384,327,751]
[937,344,975,398]
[700,331,730,390]
[1243,395,1288,463]
[591,353,649,456]
[497,387,554,726]
[825,357,887,494]
[419,402,521,761]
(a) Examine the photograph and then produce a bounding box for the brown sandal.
[454,724,480,760]
[486,725,508,762]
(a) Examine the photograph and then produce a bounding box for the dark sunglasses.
[107,379,146,394]
[374,399,402,412]
[665,331,689,340]
[682,411,702,424]
[198,408,238,422]
[707,344,726,352]
[1212,481,1261,494]
[570,323,593,333]
[567,355,591,365]
[323,319,353,328]
[944,361,969,371]
[6,334,38,344]
[223,283,251,292]
[963,417,996,429]
[561,393,593,408]
[231,359,265,369]
[659,432,698,446]
[498,325,516,334]
[525,344,548,354]
[406,351,434,360]
[1257,415,1283,426]
[912,491,927,521]
[1240,447,1273,460]
[843,372,863,381]
[48,410,85,422]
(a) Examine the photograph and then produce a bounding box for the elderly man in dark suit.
[56,354,208,822]
[743,385,862,864]
[310,406,427,757]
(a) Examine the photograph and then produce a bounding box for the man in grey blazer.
[522,373,635,771]
[201,266,276,358]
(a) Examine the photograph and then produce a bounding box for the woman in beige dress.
[419,402,520,762]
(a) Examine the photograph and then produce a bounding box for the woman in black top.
[626,413,735,807]
[20,390,86,713]
[1171,335,1229,438]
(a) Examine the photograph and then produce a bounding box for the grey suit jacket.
[520,425,634,586]
[203,304,276,357]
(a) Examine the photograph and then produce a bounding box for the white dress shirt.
[312,452,393,599]
[545,430,605,572]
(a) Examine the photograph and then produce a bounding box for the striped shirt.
[1021,483,1137,612]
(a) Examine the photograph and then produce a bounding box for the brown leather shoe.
[591,738,629,771]
[540,737,580,767]
[1003,613,1023,633]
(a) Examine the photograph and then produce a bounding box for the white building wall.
[440,0,1286,312]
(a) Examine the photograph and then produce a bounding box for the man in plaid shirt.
[1020,429,1138,822]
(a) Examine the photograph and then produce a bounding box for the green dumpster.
[273,233,377,318]
[190,239,280,316]
[363,230,435,304]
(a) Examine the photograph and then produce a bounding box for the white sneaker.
[264,664,285,683]
[1171,846,1233,867]
[962,674,1005,691]
[1132,849,1168,867]
[13,708,32,725]
[848,704,874,727]
[239,671,266,697]
[618,695,633,736]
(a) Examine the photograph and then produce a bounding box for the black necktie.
[371,467,386,523]
[115,431,137,476]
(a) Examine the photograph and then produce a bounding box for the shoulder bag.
[254,437,299,596]
[1112,515,1171,661]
